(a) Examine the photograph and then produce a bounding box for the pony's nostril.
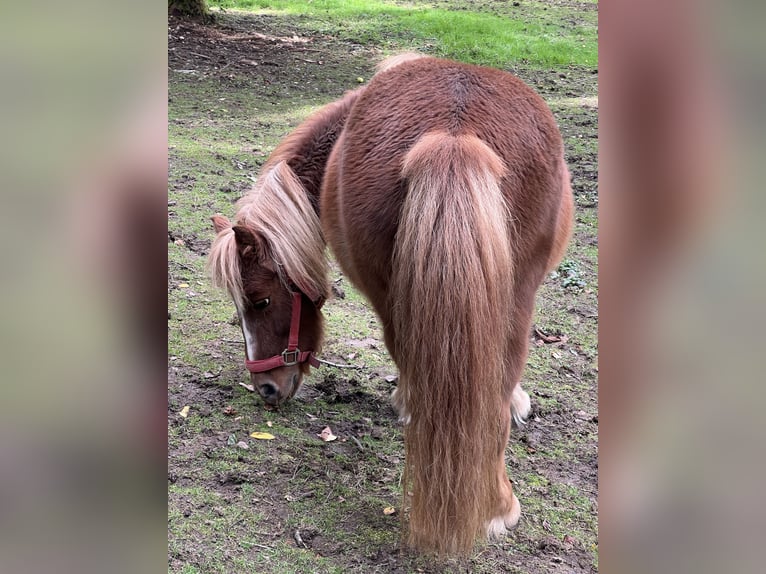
[260,383,277,398]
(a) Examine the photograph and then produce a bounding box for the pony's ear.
[232,225,266,260]
[211,214,231,234]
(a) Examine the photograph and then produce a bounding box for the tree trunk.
[168,0,208,19]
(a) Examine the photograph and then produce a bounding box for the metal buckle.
[281,349,300,366]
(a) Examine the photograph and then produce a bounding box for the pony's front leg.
[390,381,410,425]
[511,383,532,428]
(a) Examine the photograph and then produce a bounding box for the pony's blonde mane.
[208,225,244,306]
[208,161,329,306]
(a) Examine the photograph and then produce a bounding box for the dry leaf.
[250,432,275,440]
[178,282,189,288]
[266,421,273,427]
[383,506,396,515]
[179,405,190,418]
[236,441,249,450]
[239,382,255,392]
[317,426,337,442]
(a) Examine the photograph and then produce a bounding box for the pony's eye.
[252,298,270,310]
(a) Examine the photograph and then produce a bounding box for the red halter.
[244,291,322,373]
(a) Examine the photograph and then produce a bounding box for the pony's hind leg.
[487,396,521,538]
[487,480,521,539]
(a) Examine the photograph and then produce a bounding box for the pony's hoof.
[486,494,521,539]
[390,387,411,425]
[511,385,532,428]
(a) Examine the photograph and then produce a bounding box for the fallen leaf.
[317,426,337,442]
[266,420,273,427]
[174,239,186,247]
[383,506,396,515]
[239,382,255,392]
[250,432,275,440]
[179,405,190,418]
[178,282,189,288]
[534,326,566,344]
[236,441,249,450]
[227,434,236,446]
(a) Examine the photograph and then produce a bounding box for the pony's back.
[321,57,571,555]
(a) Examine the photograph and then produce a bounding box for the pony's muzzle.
[252,368,302,406]
[258,382,279,404]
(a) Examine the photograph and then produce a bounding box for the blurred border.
[601,1,765,572]
[0,1,167,573]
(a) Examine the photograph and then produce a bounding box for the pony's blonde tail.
[391,132,513,555]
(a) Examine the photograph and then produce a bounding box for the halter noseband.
[244,290,323,373]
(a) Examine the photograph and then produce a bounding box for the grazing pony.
[208,54,573,556]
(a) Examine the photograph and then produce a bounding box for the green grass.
[207,0,597,67]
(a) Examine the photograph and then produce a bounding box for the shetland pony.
[208,54,573,556]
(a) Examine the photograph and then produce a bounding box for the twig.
[252,529,283,538]
[177,262,197,273]
[316,358,363,369]
[350,435,365,451]
[189,51,212,60]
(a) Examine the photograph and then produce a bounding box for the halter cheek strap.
[244,291,321,373]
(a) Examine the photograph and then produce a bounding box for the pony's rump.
[323,56,570,555]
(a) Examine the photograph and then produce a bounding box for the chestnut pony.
[208,54,573,556]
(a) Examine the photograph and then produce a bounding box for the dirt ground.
[169,6,597,573]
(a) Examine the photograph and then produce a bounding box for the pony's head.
[207,162,329,405]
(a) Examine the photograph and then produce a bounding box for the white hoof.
[486,494,521,539]
[511,385,532,427]
[390,387,411,425]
